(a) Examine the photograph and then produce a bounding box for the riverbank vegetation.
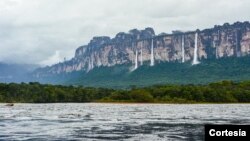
[1,80,250,103]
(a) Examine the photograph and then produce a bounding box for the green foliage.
[46,56,250,88]
[1,80,250,103]
[129,89,154,102]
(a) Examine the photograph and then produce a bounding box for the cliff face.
[34,21,250,77]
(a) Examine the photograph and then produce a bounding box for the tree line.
[1,80,250,103]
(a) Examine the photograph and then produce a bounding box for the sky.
[0,0,250,66]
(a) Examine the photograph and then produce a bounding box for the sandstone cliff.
[34,21,250,77]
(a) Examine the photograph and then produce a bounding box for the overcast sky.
[0,0,249,66]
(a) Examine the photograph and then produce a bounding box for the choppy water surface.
[0,103,250,141]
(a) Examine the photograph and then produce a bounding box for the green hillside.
[36,56,250,88]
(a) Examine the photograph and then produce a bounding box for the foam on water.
[0,103,250,141]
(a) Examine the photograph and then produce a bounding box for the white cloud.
[0,0,249,65]
[39,50,62,66]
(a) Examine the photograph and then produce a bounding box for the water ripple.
[0,103,249,141]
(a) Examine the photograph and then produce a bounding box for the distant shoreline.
[1,81,250,103]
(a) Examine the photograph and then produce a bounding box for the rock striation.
[34,21,250,77]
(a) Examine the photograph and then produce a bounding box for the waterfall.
[236,31,238,56]
[213,40,218,59]
[87,57,92,72]
[216,30,220,59]
[150,39,154,66]
[181,35,185,63]
[140,46,143,66]
[236,31,241,57]
[192,32,200,65]
[88,59,90,71]
[90,56,94,70]
[134,50,138,69]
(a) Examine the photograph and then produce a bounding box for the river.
[0,103,250,141]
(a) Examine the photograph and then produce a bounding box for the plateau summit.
[34,21,250,78]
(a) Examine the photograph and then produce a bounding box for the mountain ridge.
[33,21,250,78]
[0,63,38,83]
